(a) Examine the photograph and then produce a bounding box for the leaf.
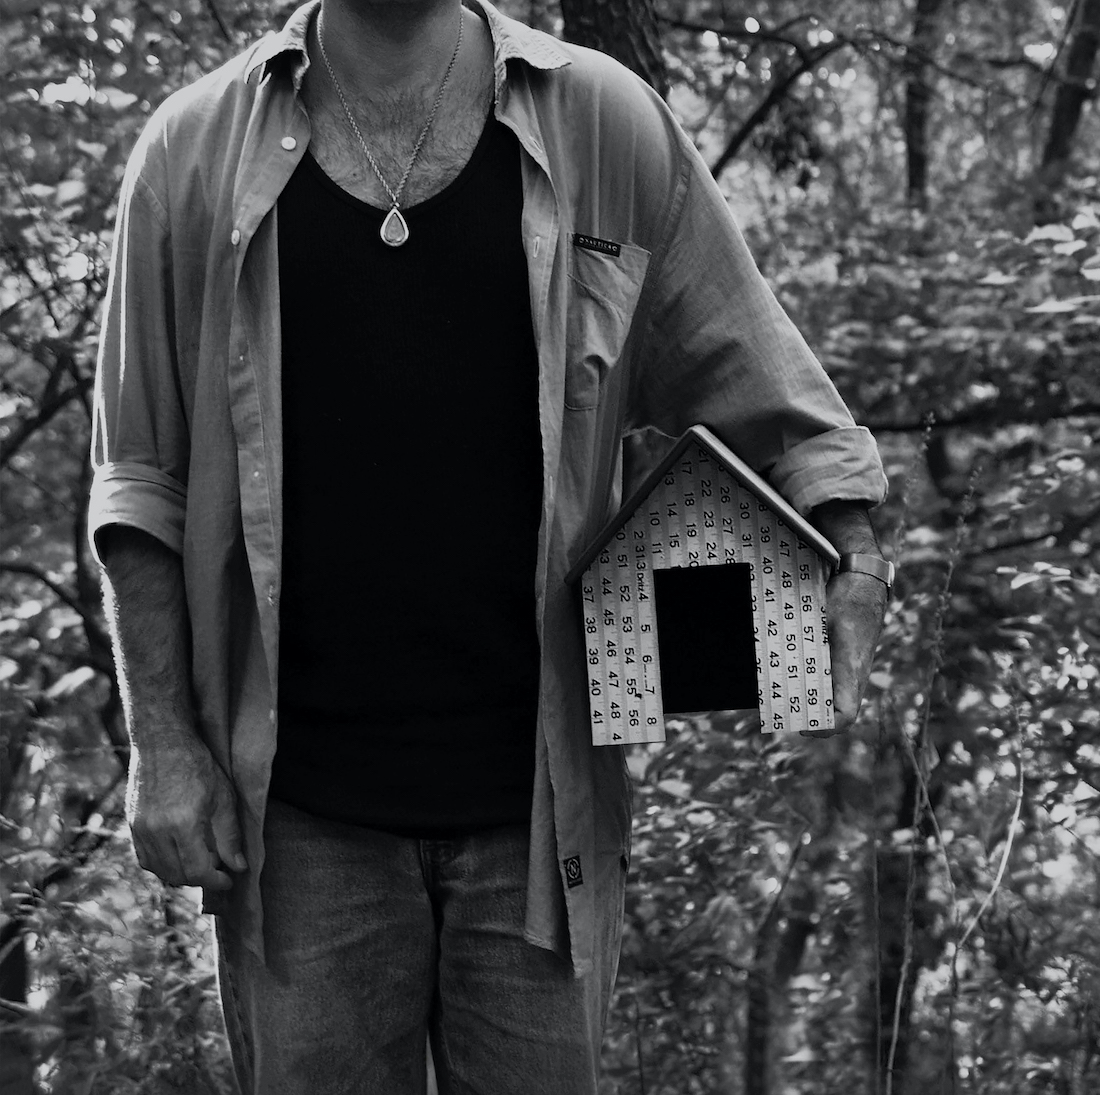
[976,271,1018,285]
[907,526,945,546]
[75,139,108,159]
[1053,240,1087,256]
[1082,267,1100,283]
[45,665,97,699]
[782,1047,818,1063]
[1025,300,1078,313]
[96,87,138,109]
[1025,297,1100,313]
[657,779,692,799]
[54,179,86,206]
[1071,209,1100,231]
[1025,224,1075,244]
[685,809,716,826]
[41,78,92,105]
[1010,573,1043,590]
[789,974,820,990]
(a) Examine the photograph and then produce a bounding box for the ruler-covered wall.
[578,440,835,744]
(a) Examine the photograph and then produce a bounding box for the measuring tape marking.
[581,435,835,744]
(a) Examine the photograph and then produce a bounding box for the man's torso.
[272,32,545,833]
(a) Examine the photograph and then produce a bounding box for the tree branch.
[709,40,848,178]
[0,378,94,468]
[972,500,1100,556]
[864,403,1100,432]
[32,771,127,895]
[0,562,109,649]
[659,14,820,59]
[203,0,231,42]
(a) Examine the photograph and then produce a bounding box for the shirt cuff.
[88,462,187,565]
[767,426,888,515]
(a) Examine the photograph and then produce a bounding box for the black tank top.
[271,114,543,835]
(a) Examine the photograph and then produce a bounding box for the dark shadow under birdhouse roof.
[566,424,840,584]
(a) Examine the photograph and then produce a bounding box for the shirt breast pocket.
[565,241,651,411]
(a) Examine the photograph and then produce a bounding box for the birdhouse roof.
[566,425,839,583]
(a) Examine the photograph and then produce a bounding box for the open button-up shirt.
[90,0,887,974]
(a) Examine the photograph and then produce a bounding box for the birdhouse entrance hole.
[652,563,759,715]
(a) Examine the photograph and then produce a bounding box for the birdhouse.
[566,425,839,744]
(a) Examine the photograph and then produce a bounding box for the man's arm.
[806,500,889,737]
[623,130,889,734]
[100,525,246,889]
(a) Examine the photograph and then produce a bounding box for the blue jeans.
[216,799,625,1094]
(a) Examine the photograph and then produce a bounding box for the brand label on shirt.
[563,855,584,888]
[573,233,621,258]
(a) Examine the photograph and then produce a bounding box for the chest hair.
[302,17,496,208]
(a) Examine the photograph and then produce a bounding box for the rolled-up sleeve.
[89,128,189,565]
[632,132,887,515]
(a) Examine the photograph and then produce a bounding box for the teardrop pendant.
[380,206,409,247]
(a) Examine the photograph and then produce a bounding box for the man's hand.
[802,571,887,738]
[802,501,889,739]
[99,525,247,890]
[127,731,247,890]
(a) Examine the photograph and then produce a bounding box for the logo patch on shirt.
[563,855,584,888]
[573,233,621,258]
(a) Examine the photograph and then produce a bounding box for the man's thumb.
[210,793,248,873]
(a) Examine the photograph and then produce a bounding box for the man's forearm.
[803,499,888,734]
[808,499,883,558]
[99,525,246,888]
[99,525,196,749]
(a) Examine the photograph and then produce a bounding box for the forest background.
[1,0,1098,1092]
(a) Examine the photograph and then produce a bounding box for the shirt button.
[230,228,241,246]
[281,136,297,151]
[267,585,277,606]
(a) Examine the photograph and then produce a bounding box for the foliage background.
[1,0,1098,1092]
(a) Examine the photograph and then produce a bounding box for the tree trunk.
[874,837,921,1088]
[904,0,946,209]
[1037,0,1100,207]
[744,965,772,1095]
[866,757,947,1094]
[743,846,818,1095]
[559,0,668,98]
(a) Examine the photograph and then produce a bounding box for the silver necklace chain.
[317,10,464,212]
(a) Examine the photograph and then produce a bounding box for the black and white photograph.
[1,1,1098,1092]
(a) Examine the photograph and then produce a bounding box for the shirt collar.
[467,0,571,101]
[245,0,316,85]
[244,0,570,95]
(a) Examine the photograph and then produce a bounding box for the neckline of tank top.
[300,105,503,218]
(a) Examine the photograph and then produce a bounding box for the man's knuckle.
[133,820,171,847]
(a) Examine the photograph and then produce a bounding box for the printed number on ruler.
[584,442,833,743]
[742,496,834,734]
[584,534,665,746]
